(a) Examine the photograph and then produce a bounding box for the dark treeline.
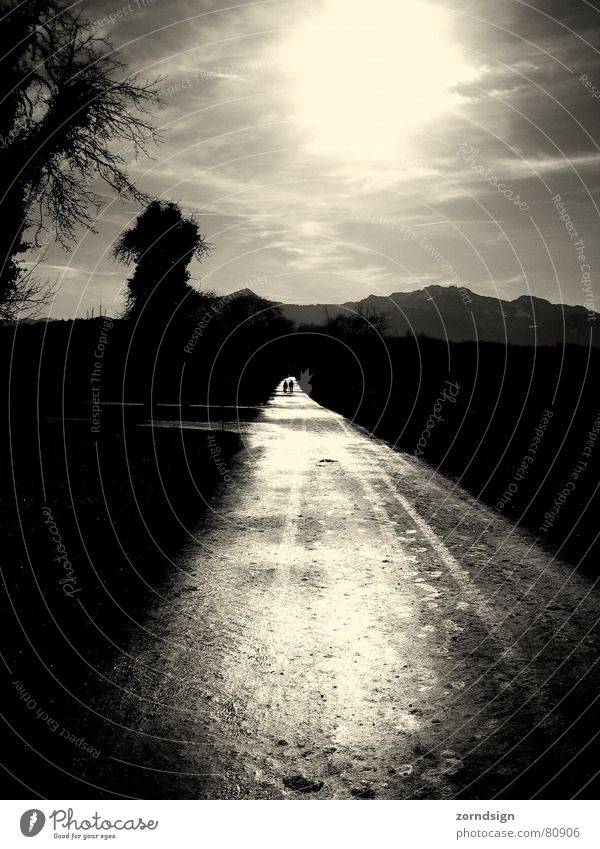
[0,291,291,419]
[274,326,600,572]
[4,304,599,574]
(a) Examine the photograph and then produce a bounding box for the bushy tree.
[112,200,211,321]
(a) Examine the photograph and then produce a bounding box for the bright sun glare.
[284,0,476,160]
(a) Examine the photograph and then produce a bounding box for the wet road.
[101,384,600,798]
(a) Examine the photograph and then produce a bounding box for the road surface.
[97,382,600,798]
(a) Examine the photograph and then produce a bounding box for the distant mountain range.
[250,285,597,347]
[19,285,598,347]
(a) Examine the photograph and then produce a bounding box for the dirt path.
[97,384,600,799]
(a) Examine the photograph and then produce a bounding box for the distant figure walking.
[288,378,294,393]
[283,380,288,393]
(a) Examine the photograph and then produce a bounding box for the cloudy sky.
[37,0,600,317]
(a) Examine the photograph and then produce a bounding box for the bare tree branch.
[0,0,163,316]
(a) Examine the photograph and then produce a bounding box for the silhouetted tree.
[112,200,211,321]
[326,304,389,337]
[217,291,289,334]
[0,0,161,320]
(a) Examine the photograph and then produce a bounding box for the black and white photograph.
[1,0,600,842]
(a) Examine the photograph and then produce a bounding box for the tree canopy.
[113,200,211,320]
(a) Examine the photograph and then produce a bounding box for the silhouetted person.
[283,380,288,393]
[288,378,294,393]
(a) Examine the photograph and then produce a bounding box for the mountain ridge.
[229,285,597,346]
